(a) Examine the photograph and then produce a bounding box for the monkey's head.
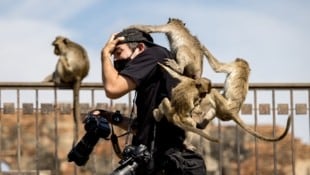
[195,77,211,98]
[52,36,70,56]
[168,18,186,26]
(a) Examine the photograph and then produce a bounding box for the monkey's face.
[195,78,211,98]
[52,36,68,56]
[53,44,61,55]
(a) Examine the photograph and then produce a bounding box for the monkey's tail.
[202,45,218,63]
[233,114,291,142]
[72,81,81,146]
[176,122,219,143]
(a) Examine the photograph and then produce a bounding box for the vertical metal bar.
[91,89,97,175]
[0,90,2,173]
[110,98,113,109]
[35,89,39,175]
[218,120,222,175]
[272,89,278,175]
[308,89,310,143]
[254,89,258,175]
[290,89,296,175]
[128,91,132,111]
[91,89,95,108]
[236,125,240,175]
[90,89,98,175]
[17,89,21,172]
[54,88,60,175]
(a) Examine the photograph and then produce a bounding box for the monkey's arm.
[59,56,73,73]
[127,24,171,33]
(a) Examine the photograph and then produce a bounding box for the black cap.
[115,28,156,46]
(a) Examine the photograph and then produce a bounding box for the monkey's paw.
[164,58,183,74]
[153,108,163,122]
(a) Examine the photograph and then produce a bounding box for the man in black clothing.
[101,28,206,175]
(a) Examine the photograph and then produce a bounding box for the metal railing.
[0,82,309,175]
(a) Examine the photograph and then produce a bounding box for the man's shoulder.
[147,45,171,56]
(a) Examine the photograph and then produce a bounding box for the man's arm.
[101,34,136,99]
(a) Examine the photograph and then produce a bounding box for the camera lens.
[67,132,100,166]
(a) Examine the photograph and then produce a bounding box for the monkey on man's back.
[153,63,219,150]
[128,18,205,79]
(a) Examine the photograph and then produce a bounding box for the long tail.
[233,114,291,142]
[176,121,219,143]
[202,45,217,62]
[72,81,81,146]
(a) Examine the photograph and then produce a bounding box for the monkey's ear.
[63,38,69,45]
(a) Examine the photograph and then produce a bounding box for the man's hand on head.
[102,33,125,56]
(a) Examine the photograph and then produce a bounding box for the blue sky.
[0,0,309,143]
[0,0,309,83]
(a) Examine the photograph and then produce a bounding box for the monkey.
[44,36,90,145]
[128,18,205,79]
[153,63,219,150]
[195,46,291,142]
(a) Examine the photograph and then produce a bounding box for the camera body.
[67,109,151,174]
[110,144,151,175]
[67,110,112,166]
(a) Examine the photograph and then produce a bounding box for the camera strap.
[110,91,137,159]
[110,125,123,159]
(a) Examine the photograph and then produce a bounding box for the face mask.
[113,46,138,72]
[114,59,131,72]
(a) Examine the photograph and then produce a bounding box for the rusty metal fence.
[0,82,309,175]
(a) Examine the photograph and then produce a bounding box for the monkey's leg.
[184,131,197,151]
[171,114,197,150]
[196,108,216,129]
[196,89,220,129]
[153,97,175,122]
[160,97,175,122]
[153,98,167,121]
[42,73,54,82]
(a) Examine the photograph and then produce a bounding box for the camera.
[110,144,151,175]
[67,111,111,166]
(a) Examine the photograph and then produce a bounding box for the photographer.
[101,28,207,175]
